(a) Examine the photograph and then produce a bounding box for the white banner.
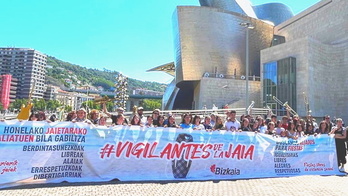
[0,120,343,188]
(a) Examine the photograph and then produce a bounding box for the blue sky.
[0,0,320,84]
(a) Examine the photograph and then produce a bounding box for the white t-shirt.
[225,120,241,131]
[260,125,267,134]
[275,127,285,135]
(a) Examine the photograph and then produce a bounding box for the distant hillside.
[46,56,167,92]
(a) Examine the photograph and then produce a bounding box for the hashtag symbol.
[100,144,115,158]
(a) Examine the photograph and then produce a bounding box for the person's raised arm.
[102,103,111,117]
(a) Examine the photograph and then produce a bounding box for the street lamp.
[114,73,129,110]
[239,22,254,114]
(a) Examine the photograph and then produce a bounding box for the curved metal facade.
[173,6,274,84]
[253,3,294,25]
[199,0,293,26]
[163,0,295,110]
[199,0,248,16]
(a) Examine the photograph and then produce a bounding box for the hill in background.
[46,56,167,93]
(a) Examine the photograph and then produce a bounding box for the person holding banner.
[329,118,347,172]
[192,115,205,130]
[180,113,193,129]
[164,115,179,128]
[213,115,225,130]
[305,123,315,135]
[315,121,330,134]
[152,109,160,126]
[156,115,165,127]
[145,115,155,127]
[113,114,127,126]
[88,109,100,125]
[98,115,108,126]
[130,114,143,126]
[28,112,40,121]
[224,110,240,131]
[251,120,260,132]
[203,116,213,130]
[296,124,305,138]
[265,121,276,135]
[73,108,91,123]
[275,120,285,135]
[240,118,252,132]
[66,111,77,121]
[287,121,298,140]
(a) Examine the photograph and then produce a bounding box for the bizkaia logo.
[210,164,240,175]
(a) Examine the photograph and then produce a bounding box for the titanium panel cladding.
[174,6,273,84]
[253,3,293,25]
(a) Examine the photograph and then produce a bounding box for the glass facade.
[263,57,296,116]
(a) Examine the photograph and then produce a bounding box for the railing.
[202,72,261,81]
[3,108,270,121]
[124,108,269,119]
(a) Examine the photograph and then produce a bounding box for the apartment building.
[0,48,47,99]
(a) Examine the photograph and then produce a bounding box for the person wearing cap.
[103,104,128,125]
[137,107,147,124]
[152,109,160,126]
[73,108,91,123]
[117,107,125,114]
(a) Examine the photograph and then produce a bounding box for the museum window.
[263,57,296,116]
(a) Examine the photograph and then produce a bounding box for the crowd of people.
[14,104,348,172]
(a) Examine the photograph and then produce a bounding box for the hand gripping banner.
[0,120,343,188]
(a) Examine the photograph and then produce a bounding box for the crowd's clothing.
[225,120,240,131]
[153,119,159,126]
[288,130,297,138]
[110,115,128,125]
[210,120,216,127]
[193,124,205,130]
[259,125,267,134]
[90,118,99,125]
[214,123,224,130]
[315,128,328,134]
[305,129,315,135]
[281,124,288,130]
[139,115,147,125]
[332,126,347,166]
[180,123,193,129]
[241,126,252,132]
[267,129,275,135]
[74,118,91,123]
[145,123,154,127]
[165,122,178,127]
[203,123,213,130]
[275,127,285,135]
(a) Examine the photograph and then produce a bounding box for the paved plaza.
[1,174,348,196]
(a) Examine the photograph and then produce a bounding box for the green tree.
[93,78,114,90]
[10,99,28,111]
[142,99,161,111]
[32,99,47,111]
[64,105,72,112]
[46,100,62,111]
[82,100,101,110]
[105,102,114,112]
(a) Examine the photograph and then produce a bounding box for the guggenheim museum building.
[149,0,348,119]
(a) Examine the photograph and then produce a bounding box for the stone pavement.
[1,174,348,196]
